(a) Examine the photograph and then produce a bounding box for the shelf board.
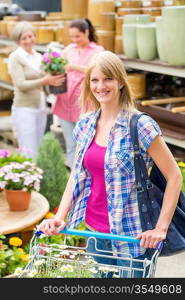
[163,136,185,149]
[119,55,185,78]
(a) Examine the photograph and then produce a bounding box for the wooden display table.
[0,191,49,237]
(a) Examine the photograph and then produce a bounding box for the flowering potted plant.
[0,161,43,211]
[0,148,32,192]
[41,49,68,94]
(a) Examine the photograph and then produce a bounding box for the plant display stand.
[0,191,49,242]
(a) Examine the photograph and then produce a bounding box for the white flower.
[34,259,45,266]
[113,273,120,278]
[54,254,61,258]
[89,267,98,274]
[61,250,70,256]
[28,269,37,277]
[87,258,97,264]
[0,181,7,189]
[77,249,85,254]
[11,175,20,183]
[66,265,74,272]
[99,266,112,272]
[4,173,14,180]
[14,267,23,275]
[59,245,67,250]
[60,265,68,272]
[33,181,40,191]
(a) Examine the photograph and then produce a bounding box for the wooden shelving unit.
[119,55,185,78]
[119,55,185,149]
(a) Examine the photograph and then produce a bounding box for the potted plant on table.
[41,49,68,94]
[0,148,32,193]
[0,161,43,211]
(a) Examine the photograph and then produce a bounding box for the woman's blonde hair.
[81,51,135,113]
[11,21,35,42]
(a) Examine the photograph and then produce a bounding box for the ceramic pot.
[136,23,158,60]
[156,16,167,62]
[124,14,151,24]
[123,14,151,58]
[162,6,185,66]
[123,24,138,58]
[4,189,31,211]
[49,73,67,95]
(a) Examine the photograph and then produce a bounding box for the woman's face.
[69,27,89,47]
[90,66,122,107]
[19,30,36,53]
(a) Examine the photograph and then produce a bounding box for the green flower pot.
[156,16,167,62]
[162,6,185,66]
[123,14,151,58]
[123,24,138,58]
[124,14,151,24]
[136,23,158,60]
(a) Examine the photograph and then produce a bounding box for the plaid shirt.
[67,109,161,257]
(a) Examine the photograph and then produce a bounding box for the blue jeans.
[86,229,150,278]
[57,118,76,168]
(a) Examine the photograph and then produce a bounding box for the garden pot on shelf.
[136,23,158,60]
[162,6,185,66]
[4,189,31,211]
[123,14,151,59]
[156,16,167,62]
[124,14,151,24]
[123,24,138,58]
[49,73,67,95]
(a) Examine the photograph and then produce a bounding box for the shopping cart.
[18,229,162,278]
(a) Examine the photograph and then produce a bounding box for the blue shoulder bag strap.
[130,113,152,188]
[130,113,157,231]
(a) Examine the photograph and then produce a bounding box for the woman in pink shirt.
[52,18,104,168]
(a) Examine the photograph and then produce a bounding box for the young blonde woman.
[8,21,64,159]
[38,51,182,277]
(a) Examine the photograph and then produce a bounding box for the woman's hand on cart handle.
[136,228,166,249]
[36,217,66,236]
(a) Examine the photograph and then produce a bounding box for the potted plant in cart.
[41,49,68,94]
[0,161,43,211]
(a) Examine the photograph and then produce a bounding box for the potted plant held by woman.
[0,162,43,211]
[41,49,68,94]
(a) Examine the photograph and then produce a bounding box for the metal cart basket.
[18,229,162,278]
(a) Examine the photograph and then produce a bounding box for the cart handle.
[35,228,163,251]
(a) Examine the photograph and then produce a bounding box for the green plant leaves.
[36,132,69,211]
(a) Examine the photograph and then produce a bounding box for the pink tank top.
[83,139,110,233]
